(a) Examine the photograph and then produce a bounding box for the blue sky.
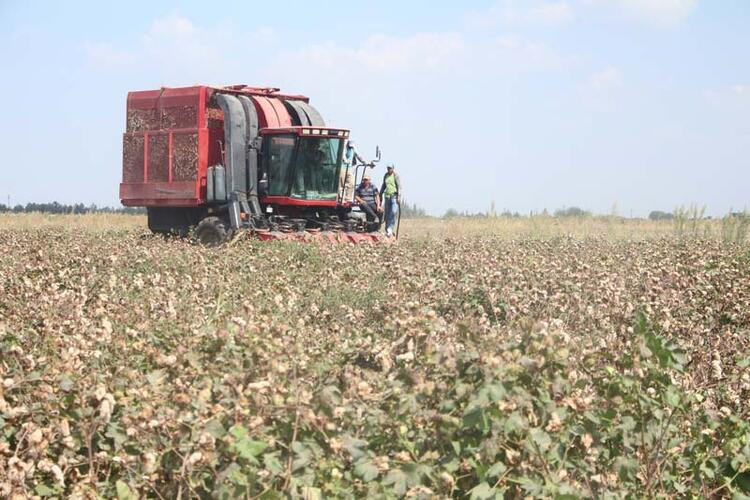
[1,0,748,216]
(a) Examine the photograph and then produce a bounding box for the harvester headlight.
[337,131,344,136]
[312,129,320,135]
[302,129,311,135]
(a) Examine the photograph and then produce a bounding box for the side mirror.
[375,146,381,162]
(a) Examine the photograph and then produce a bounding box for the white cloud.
[249,27,277,45]
[147,15,196,39]
[580,66,624,111]
[588,66,622,90]
[277,33,464,75]
[530,1,575,24]
[84,42,136,67]
[84,14,277,83]
[704,84,750,105]
[466,1,573,28]
[581,0,697,26]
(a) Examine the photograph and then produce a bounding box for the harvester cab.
[120,85,390,245]
[258,127,349,207]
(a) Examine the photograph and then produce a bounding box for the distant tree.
[648,210,674,221]
[1,201,146,215]
[554,206,590,217]
[443,208,460,219]
[400,200,427,218]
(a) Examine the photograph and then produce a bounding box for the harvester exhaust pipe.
[215,93,262,229]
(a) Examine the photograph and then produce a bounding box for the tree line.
[1,201,427,218]
[0,202,145,215]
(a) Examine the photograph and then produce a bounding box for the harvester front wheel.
[195,217,231,246]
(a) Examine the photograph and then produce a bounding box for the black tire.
[195,217,231,246]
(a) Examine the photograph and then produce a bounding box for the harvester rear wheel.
[195,217,231,246]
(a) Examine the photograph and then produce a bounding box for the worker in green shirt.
[380,164,401,237]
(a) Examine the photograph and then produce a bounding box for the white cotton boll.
[98,394,115,423]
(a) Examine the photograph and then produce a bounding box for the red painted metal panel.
[147,135,169,182]
[121,85,325,208]
[207,85,310,103]
[260,127,350,138]
[252,230,381,244]
[122,86,205,207]
[267,98,292,128]
[120,182,201,206]
[261,196,338,208]
[122,135,144,182]
[197,128,209,199]
[251,96,279,128]
[167,132,173,182]
[171,132,199,181]
[143,132,149,182]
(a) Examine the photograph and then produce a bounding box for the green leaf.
[451,440,461,455]
[301,486,322,500]
[615,456,638,481]
[634,311,649,335]
[146,369,167,386]
[529,428,551,452]
[204,419,226,438]
[263,453,284,476]
[516,475,544,496]
[229,424,248,440]
[342,435,368,459]
[664,386,681,408]
[486,461,507,479]
[229,425,268,462]
[384,469,408,496]
[734,470,750,494]
[354,458,380,482]
[235,439,268,460]
[35,484,57,497]
[469,481,496,500]
[116,480,137,500]
[225,463,249,486]
[106,422,128,449]
[292,441,313,471]
[504,411,525,434]
[463,407,489,433]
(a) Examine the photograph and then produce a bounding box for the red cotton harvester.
[120,84,387,245]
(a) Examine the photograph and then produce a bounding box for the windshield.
[266,135,297,196]
[290,137,343,201]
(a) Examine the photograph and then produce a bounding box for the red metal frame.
[260,127,350,138]
[121,85,320,208]
[260,196,341,208]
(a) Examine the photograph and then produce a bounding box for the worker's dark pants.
[361,202,382,231]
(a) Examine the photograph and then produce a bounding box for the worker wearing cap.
[380,164,401,237]
[354,174,382,231]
